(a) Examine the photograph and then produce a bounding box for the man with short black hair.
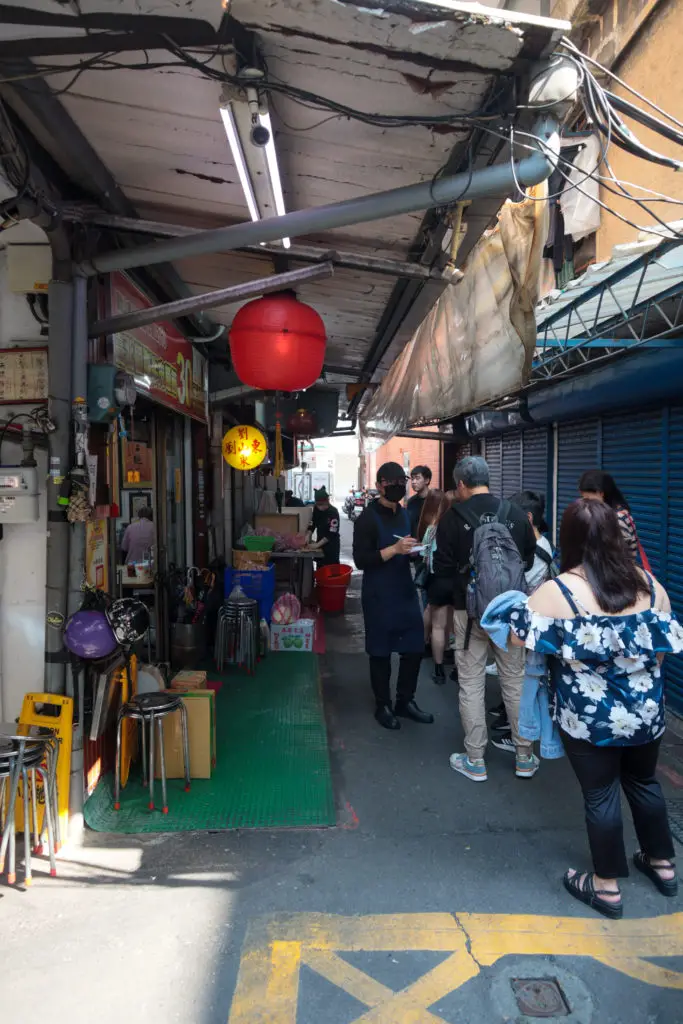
[406,464,432,535]
[433,456,537,782]
[353,462,433,730]
[307,487,340,566]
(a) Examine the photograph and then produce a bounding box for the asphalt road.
[2,516,683,1023]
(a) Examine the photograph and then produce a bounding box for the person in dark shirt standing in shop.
[432,456,537,782]
[353,462,434,730]
[406,465,432,536]
[307,487,341,566]
[285,489,305,508]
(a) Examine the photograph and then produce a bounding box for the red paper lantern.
[286,408,317,437]
[229,293,327,391]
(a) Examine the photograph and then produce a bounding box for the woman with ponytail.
[507,498,681,918]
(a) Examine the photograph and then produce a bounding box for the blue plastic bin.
[224,565,276,623]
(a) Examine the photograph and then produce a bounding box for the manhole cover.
[511,978,570,1017]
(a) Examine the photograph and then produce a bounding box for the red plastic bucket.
[315,564,352,613]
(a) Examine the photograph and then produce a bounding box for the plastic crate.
[224,564,276,623]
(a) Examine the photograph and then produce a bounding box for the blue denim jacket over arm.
[480,591,564,760]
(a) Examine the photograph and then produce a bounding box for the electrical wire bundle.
[1,29,682,242]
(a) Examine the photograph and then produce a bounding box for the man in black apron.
[353,462,434,730]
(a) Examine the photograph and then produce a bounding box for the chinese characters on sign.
[0,347,48,404]
[222,425,268,471]
[109,273,207,422]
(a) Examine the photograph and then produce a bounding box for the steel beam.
[90,263,334,337]
[67,210,454,283]
[76,118,559,277]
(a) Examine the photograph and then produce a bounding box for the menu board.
[0,347,48,404]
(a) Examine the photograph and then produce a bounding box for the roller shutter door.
[521,427,549,500]
[665,407,683,715]
[556,419,599,539]
[483,436,502,496]
[502,432,522,498]
[602,409,663,577]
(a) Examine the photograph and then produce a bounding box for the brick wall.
[365,432,442,489]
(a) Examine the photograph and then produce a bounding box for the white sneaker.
[486,663,498,676]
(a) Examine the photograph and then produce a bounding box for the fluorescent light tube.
[219,104,259,223]
[259,111,290,249]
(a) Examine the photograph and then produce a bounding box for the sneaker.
[449,752,488,782]
[492,734,516,754]
[486,663,499,677]
[516,752,540,778]
[488,702,506,720]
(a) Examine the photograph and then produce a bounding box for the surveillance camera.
[250,122,270,148]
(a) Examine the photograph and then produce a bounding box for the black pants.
[563,734,675,878]
[369,653,422,709]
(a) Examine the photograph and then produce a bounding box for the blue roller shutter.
[556,419,599,541]
[665,407,683,714]
[521,427,549,501]
[483,436,502,496]
[502,432,522,498]
[601,409,663,578]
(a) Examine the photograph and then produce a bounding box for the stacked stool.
[114,692,191,815]
[0,731,58,886]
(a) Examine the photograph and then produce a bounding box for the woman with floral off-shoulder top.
[505,498,680,919]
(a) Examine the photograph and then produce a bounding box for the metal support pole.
[88,262,334,338]
[76,121,559,278]
[67,274,89,843]
[67,211,454,283]
[44,279,73,695]
[210,413,225,562]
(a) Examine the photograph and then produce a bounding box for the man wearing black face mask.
[353,462,434,730]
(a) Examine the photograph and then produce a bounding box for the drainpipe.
[66,273,89,842]
[44,251,73,695]
[76,118,560,277]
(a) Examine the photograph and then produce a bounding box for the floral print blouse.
[505,576,683,747]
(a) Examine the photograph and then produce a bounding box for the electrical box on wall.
[6,245,51,294]
[0,467,40,522]
[88,365,136,422]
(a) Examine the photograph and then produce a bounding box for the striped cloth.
[617,506,639,560]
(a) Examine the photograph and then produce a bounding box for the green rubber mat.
[84,653,336,833]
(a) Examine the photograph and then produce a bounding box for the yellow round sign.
[222,425,267,471]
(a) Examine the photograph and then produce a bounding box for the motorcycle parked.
[344,490,367,521]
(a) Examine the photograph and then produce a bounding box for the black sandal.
[633,851,678,897]
[563,870,623,919]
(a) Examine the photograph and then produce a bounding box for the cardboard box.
[270,618,315,652]
[155,689,216,779]
[169,670,207,691]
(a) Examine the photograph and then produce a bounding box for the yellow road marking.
[228,911,683,1023]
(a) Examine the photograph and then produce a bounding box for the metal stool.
[114,692,190,815]
[0,736,57,886]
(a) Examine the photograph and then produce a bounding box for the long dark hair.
[560,498,649,613]
[417,489,450,542]
[579,469,630,511]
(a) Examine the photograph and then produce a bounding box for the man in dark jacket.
[353,462,434,730]
[432,456,537,782]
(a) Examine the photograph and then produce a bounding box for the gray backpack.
[455,500,528,623]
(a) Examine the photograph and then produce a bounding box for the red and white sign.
[109,273,207,422]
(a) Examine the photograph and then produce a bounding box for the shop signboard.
[86,519,109,591]
[109,273,208,422]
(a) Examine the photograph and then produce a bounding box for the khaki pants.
[453,610,532,761]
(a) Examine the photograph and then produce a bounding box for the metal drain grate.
[668,799,683,845]
[511,978,570,1018]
